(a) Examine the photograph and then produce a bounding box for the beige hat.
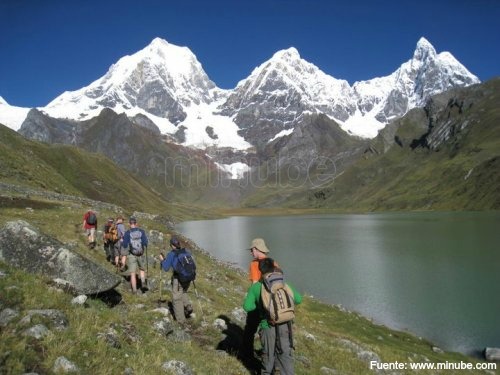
[250,238,269,253]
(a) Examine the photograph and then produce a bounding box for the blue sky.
[1,0,499,108]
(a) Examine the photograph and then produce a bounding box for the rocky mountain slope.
[2,37,479,146]
[281,78,500,211]
[1,37,493,209]
[0,122,205,215]
[220,37,479,145]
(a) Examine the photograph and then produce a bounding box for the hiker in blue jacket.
[159,237,194,324]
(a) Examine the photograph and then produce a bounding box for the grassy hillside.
[0,123,209,219]
[0,201,496,374]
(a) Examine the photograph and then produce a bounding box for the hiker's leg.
[89,228,96,244]
[120,246,128,270]
[181,283,191,309]
[128,256,139,293]
[139,269,146,289]
[172,278,185,323]
[86,229,92,246]
[259,327,276,375]
[113,242,120,266]
[130,272,137,292]
[275,324,294,375]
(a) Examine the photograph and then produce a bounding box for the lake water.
[177,211,500,355]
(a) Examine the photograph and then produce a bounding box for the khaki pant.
[172,278,191,323]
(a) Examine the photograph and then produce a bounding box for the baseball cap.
[170,237,181,247]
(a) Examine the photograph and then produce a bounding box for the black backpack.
[86,212,97,225]
[173,248,196,283]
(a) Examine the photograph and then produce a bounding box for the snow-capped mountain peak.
[0,96,31,131]
[45,38,220,124]
[0,37,481,147]
[413,37,437,61]
[220,37,480,141]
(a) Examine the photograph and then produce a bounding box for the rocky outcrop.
[0,220,121,294]
[485,347,500,362]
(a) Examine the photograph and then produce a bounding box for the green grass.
[0,124,219,222]
[1,199,497,374]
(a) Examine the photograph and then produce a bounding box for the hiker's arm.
[142,229,149,248]
[242,283,260,312]
[289,283,303,305]
[122,231,130,249]
[159,251,174,272]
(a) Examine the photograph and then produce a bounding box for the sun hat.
[250,238,269,253]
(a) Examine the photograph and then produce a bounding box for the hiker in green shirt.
[242,258,302,375]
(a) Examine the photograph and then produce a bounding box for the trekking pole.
[158,259,163,307]
[192,280,205,323]
[157,252,167,306]
[145,246,149,290]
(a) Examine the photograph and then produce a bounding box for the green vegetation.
[0,124,215,221]
[0,200,496,374]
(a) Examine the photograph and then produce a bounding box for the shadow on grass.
[215,314,260,374]
[90,289,122,307]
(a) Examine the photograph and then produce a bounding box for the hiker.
[114,215,127,271]
[158,237,195,324]
[121,217,148,294]
[240,238,279,360]
[243,257,302,375]
[82,209,97,249]
[103,217,116,263]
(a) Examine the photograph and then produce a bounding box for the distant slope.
[0,123,173,213]
[283,78,500,211]
[17,108,236,205]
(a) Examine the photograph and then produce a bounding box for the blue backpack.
[173,248,196,283]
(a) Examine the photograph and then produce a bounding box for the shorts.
[119,244,129,257]
[113,241,123,258]
[127,254,146,274]
[85,228,96,238]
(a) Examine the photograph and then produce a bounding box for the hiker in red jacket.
[82,210,97,249]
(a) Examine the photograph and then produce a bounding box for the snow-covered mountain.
[0,96,30,131]
[41,38,251,150]
[348,38,480,136]
[0,37,479,149]
[221,37,480,142]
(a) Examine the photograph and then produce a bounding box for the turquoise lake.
[177,211,500,355]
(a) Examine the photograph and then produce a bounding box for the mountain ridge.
[0,37,479,146]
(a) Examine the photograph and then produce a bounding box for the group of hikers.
[82,210,302,374]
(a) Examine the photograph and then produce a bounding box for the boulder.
[0,220,121,294]
[485,347,500,362]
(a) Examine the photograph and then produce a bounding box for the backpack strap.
[275,325,283,355]
[287,321,295,350]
